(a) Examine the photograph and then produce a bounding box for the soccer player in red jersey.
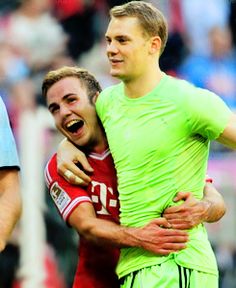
[42,66,225,288]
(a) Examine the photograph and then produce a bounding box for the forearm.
[202,182,226,223]
[0,170,22,251]
[76,216,140,248]
[73,216,188,255]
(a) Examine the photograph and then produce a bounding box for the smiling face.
[46,76,102,149]
[106,1,168,84]
[105,16,151,82]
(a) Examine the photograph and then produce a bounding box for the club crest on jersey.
[50,182,71,213]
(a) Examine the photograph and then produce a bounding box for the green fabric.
[96,74,232,278]
[120,260,218,288]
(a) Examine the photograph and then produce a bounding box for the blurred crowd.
[0,0,236,287]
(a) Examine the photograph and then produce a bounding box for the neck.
[92,138,109,154]
[123,66,163,99]
[80,133,108,155]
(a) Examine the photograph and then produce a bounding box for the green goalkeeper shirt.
[96,74,232,278]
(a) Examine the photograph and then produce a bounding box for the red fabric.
[44,246,66,288]
[169,0,185,34]
[53,0,84,19]
[45,150,120,288]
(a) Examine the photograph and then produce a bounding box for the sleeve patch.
[50,182,71,213]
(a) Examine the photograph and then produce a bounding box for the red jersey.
[44,149,120,288]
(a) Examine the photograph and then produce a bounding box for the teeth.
[66,120,80,128]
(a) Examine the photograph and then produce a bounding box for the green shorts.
[120,259,218,288]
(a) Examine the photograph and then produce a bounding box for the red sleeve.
[44,153,92,222]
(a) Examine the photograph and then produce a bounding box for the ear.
[149,36,162,55]
[92,91,100,104]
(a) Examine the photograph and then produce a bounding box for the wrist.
[122,226,143,248]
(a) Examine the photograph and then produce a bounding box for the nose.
[106,41,119,55]
[60,104,72,117]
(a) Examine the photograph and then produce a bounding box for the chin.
[111,71,125,80]
[110,68,121,76]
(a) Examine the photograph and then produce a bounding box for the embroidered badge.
[50,182,71,213]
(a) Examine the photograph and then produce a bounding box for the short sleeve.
[185,87,232,140]
[45,154,92,222]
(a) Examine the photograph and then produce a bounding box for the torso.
[45,149,120,288]
[96,74,231,277]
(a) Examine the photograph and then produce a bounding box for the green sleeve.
[185,87,232,140]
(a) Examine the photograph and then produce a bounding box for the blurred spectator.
[78,39,118,89]
[0,224,67,288]
[0,43,29,105]
[149,0,187,76]
[0,0,18,15]
[0,42,35,139]
[0,243,19,288]
[215,244,235,288]
[229,0,236,47]
[0,0,68,72]
[13,244,67,288]
[181,0,230,56]
[0,0,73,132]
[178,26,236,111]
[106,0,131,8]
[53,0,107,61]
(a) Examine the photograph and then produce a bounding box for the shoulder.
[45,153,92,221]
[97,83,122,102]
[164,75,215,102]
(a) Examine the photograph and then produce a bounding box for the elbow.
[207,203,226,223]
[217,204,226,221]
[216,200,227,222]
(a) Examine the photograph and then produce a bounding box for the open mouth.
[66,119,84,133]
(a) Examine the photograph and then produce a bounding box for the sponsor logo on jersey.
[50,182,71,213]
[91,180,118,215]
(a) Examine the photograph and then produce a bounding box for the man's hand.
[163,183,226,230]
[126,218,188,255]
[57,138,93,186]
[163,192,208,230]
